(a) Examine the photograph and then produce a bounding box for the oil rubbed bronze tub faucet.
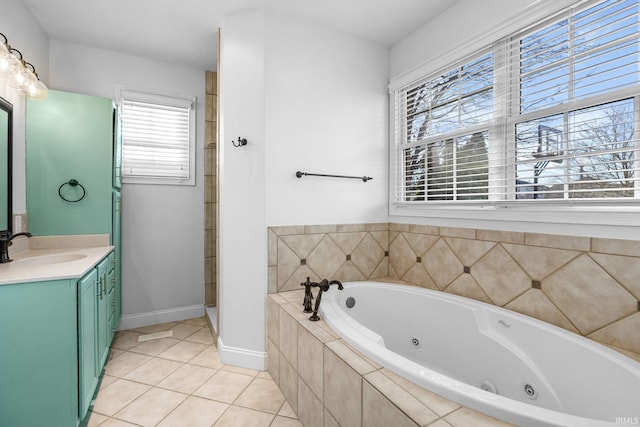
[301,277,319,313]
[309,278,343,321]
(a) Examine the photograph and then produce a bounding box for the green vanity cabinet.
[26,89,123,330]
[78,268,99,419]
[0,280,78,427]
[0,251,118,427]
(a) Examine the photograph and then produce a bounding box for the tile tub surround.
[267,290,515,427]
[269,224,640,358]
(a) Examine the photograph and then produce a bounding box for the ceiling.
[22,0,460,71]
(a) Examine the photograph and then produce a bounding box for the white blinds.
[121,97,192,181]
[394,0,640,203]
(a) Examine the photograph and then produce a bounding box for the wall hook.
[232,137,248,147]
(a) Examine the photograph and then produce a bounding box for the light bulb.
[0,44,19,76]
[27,78,48,100]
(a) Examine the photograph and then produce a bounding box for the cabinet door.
[112,190,122,324]
[97,257,110,369]
[26,90,113,236]
[78,268,99,419]
[0,280,78,427]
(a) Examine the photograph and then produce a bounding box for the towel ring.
[58,179,86,203]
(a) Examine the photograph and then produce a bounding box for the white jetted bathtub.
[320,281,640,427]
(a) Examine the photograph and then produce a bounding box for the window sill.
[389,201,640,238]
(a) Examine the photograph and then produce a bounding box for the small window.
[119,89,196,185]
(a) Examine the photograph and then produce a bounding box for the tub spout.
[309,279,343,321]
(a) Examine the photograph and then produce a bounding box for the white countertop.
[0,234,114,285]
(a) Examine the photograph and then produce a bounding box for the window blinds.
[121,98,192,180]
[394,0,640,203]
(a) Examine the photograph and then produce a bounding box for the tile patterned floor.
[88,317,302,427]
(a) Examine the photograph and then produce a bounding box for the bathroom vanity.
[0,240,118,427]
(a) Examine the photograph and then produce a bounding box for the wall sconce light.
[0,32,48,100]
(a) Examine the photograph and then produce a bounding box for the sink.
[14,254,88,266]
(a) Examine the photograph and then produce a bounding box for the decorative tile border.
[269,223,640,358]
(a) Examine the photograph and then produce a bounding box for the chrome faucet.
[309,278,343,321]
[0,231,32,264]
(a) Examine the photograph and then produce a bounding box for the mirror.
[0,96,12,233]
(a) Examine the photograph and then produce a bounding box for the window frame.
[389,0,640,229]
[118,87,196,186]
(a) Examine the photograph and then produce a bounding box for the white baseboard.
[118,305,205,330]
[217,336,267,371]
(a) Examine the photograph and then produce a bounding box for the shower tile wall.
[269,223,640,359]
[204,71,217,306]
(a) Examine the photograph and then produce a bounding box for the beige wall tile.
[476,229,524,244]
[444,274,492,304]
[278,240,302,290]
[305,224,337,234]
[502,244,579,280]
[329,232,366,254]
[470,245,530,306]
[297,324,324,400]
[281,266,321,292]
[439,227,475,239]
[325,340,377,376]
[404,233,439,257]
[370,230,389,250]
[306,236,346,279]
[403,263,437,290]
[269,266,278,294]
[390,234,417,277]
[324,409,340,427]
[271,226,306,236]
[588,313,640,354]
[445,407,516,426]
[281,234,325,259]
[379,369,460,417]
[370,258,390,279]
[279,308,298,370]
[334,261,367,282]
[505,289,578,333]
[267,297,280,346]
[267,338,281,385]
[323,347,362,427]
[362,380,420,427]
[592,237,640,257]
[365,371,437,426]
[297,378,324,427]
[352,233,386,277]
[590,253,640,300]
[444,237,496,266]
[280,356,298,413]
[337,223,366,232]
[366,223,390,231]
[268,229,278,266]
[423,239,464,290]
[271,416,303,427]
[525,233,590,251]
[408,224,439,235]
[543,255,637,335]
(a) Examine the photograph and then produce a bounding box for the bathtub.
[320,281,640,427]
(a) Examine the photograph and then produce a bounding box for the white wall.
[218,8,389,369]
[49,40,206,327]
[0,0,49,218]
[264,11,389,225]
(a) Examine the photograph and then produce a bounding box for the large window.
[393,0,640,205]
[120,89,196,185]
